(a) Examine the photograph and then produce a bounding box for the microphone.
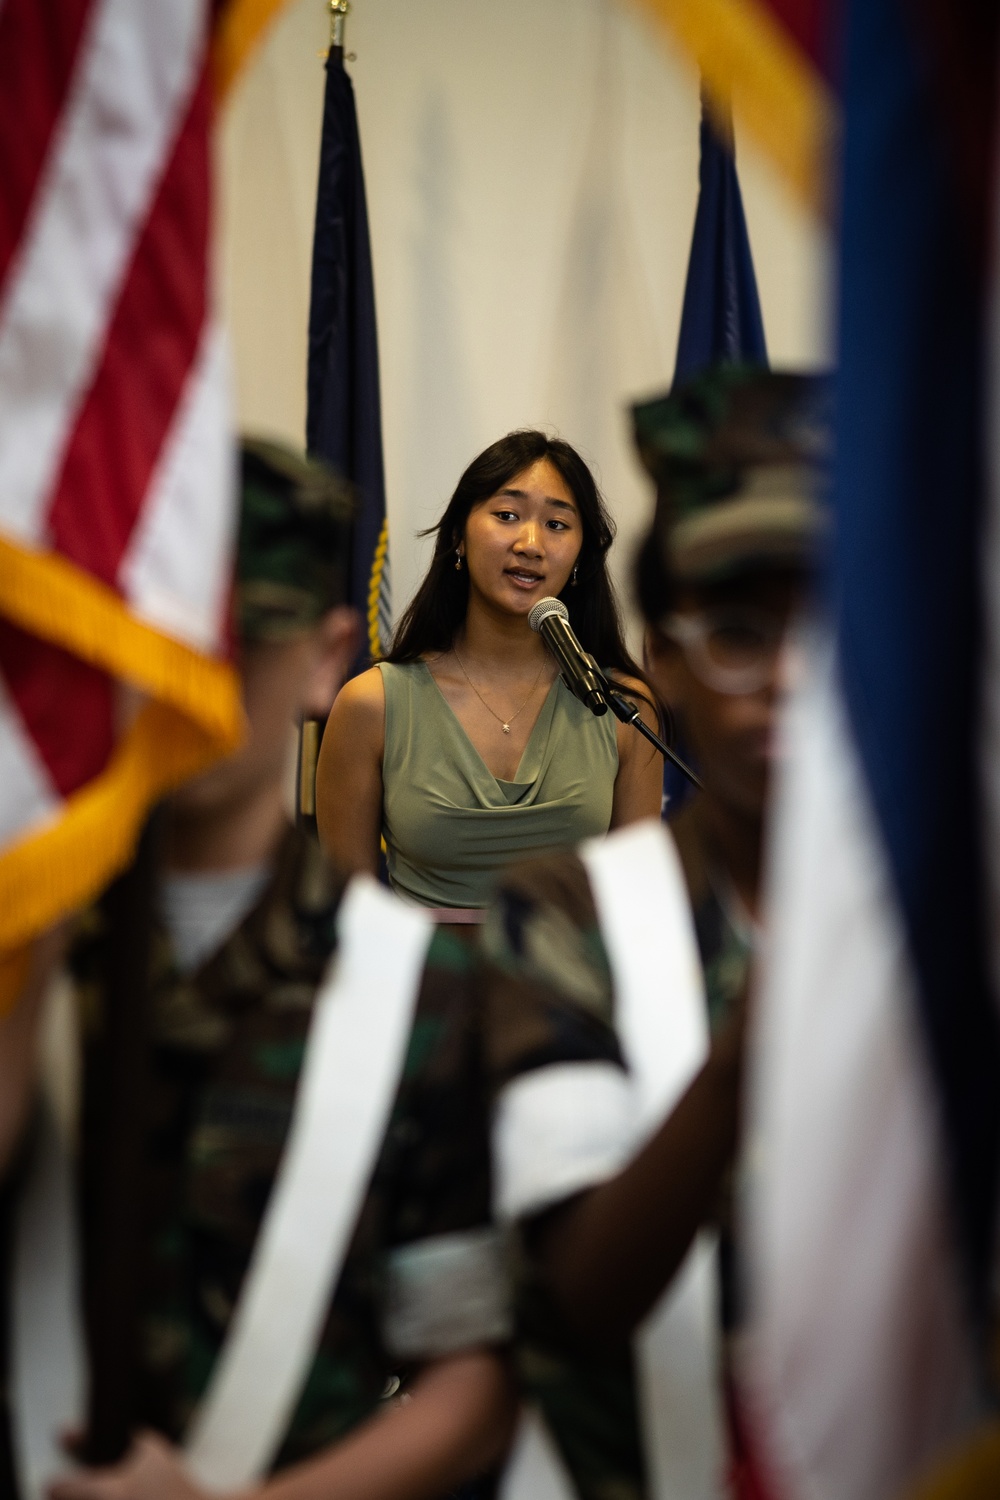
[529,595,705,789]
[528,597,609,716]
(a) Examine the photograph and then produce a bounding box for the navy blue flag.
[743,3,1000,1490]
[307,55,390,670]
[674,94,767,385]
[830,0,1000,1330]
[663,96,767,812]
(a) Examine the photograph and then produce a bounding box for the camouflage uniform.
[479,834,749,1500]
[72,825,501,1471]
[635,366,819,1364]
[668,802,751,1039]
[668,804,753,1341]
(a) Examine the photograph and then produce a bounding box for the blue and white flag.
[740,2,1000,1497]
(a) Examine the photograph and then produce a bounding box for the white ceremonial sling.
[581,818,727,1500]
[184,876,433,1487]
[10,876,433,1498]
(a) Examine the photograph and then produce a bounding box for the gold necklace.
[452,650,547,734]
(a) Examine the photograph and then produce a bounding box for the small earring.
[455,551,463,571]
[570,565,579,586]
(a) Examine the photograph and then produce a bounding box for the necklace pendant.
[502,723,511,734]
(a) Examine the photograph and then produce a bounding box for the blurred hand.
[49,1432,224,1500]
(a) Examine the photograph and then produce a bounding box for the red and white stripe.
[0,0,235,837]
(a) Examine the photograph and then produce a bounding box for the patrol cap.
[631,364,828,583]
[237,438,354,642]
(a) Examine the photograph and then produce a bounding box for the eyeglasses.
[661,608,789,695]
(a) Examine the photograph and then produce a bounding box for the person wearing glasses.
[638,377,819,1034]
[479,367,825,1500]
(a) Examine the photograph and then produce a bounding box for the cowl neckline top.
[379,660,618,908]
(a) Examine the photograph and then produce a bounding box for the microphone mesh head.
[528,596,569,632]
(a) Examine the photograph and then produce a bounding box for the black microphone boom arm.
[582,647,702,790]
[602,683,704,791]
[527,596,702,790]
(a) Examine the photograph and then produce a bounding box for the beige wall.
[218,0,830,645]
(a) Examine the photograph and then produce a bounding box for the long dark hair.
[387,431,646,688]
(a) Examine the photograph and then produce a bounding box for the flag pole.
[297,0,352,828]
[81,810,164,1461]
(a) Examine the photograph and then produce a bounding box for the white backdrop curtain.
[217,0,829,644]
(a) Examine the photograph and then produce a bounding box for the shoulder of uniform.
[240,825,346,978]
[490,848,597,929]
[294,825,349,908]
[480,850,615,1026]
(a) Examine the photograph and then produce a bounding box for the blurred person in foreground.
[24,441,515,1500]
[641,367,822,1046]
[478,366,824,1500]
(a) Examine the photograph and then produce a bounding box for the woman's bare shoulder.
[326,664,385,734]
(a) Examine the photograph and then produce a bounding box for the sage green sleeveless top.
[379,660,618,908]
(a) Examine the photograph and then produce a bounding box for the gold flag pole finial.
[328,0,350,63]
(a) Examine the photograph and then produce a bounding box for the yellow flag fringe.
[213,0,298,102]
[0,540,242,1003]
[626,0,837,216]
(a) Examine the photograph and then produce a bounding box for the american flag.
[0,0,290,997]
[739,1,1000,1495]
[614,3,1000,1495]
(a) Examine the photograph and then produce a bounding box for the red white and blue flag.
[0,0,254,1000]
[740,3,1000,1496]
[634,0,1000,1491]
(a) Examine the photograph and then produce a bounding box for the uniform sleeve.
[478,854,641,1224]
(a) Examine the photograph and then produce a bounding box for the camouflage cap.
[631,364,828,582]
[237,438,354,642]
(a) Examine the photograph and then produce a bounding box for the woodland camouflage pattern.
[72,826,493,1470]
[669,802,753,1036]
[237,438,354,641]
[631,365,826,519]
[668,801,752,1342]
[631,365,825,582]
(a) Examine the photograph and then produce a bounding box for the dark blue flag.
[674,94,767,384]
[663,96,767,813]
[743,6,1000,1484]
[830,0,1000,1334]
[307,55,390,671]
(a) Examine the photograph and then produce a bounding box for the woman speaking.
[316,431,661,914]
